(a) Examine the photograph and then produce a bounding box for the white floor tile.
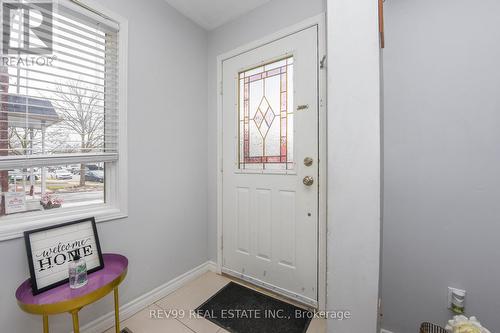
[178,316,221,333]
[307,318,327,333]
[155,272,231,311]
[103,304,193,333]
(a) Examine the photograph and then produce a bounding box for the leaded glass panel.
[238,56,294,170]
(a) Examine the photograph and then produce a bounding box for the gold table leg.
[43,314,49,333]
[114,287,120,333]
[71,310,80,333]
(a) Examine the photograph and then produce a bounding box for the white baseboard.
[381,329,395,333]
[79,260,217,333]
[205,260,217,272]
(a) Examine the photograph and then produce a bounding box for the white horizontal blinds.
[0,1,119,169]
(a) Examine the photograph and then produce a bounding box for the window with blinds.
[0,0,121,217]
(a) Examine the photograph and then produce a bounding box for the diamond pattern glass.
[238,57,294,170]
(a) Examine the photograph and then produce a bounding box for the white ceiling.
[163,0,273,30]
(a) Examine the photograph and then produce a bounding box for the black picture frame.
[24,217,104,295]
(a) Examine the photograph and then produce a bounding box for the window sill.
[0,205,127,241]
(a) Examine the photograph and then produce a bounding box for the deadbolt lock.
[304,157,313,166]
[303,176,314,186]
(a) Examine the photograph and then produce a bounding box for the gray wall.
[206,0,325,261]
[0,0,208,332]
[382,0,500,332]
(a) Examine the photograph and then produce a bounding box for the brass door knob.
[303,176,314,186]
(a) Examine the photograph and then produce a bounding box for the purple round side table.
[16,253,128,333]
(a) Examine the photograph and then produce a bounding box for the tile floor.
[104,272,326,333]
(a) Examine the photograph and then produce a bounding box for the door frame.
[216,13,327,310]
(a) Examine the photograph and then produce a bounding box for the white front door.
[222,26,319,306]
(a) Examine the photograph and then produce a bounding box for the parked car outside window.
[85,170,104,183]
[54,169,73,180]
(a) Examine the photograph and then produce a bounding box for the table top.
[16,253,127,315]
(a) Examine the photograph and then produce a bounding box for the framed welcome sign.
[24,218,104,295]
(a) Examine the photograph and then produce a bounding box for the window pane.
[0,5,118,158]
[0,162,105,216]
[238,56,294,170]
[0,4,119,221]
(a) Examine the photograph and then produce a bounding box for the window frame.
[0,0,128,241]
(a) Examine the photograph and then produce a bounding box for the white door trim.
[216,13,327,310]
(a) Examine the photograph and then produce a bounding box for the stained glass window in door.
[238,56,294,170]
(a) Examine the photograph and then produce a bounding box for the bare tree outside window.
[8,127,69,156]
[51,80,105,186]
